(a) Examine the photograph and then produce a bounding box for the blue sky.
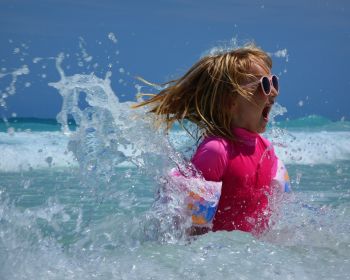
[0,0,349,120]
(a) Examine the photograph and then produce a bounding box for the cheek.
[253,91,268,105]
[233,94,263,119]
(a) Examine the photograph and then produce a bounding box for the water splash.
[270,48,289,62]
[108,32,118,44]
[0,65,30,108]
[48,53,194,243]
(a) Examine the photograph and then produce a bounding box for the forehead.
[249,58,271,76]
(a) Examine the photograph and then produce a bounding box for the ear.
[229,94,239,110]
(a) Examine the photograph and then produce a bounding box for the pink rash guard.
[191,127,278,234]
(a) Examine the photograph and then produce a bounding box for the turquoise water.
[0,116,350,279]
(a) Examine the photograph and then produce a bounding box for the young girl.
[134,43,290,236]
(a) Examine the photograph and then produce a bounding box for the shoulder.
[191,136,230,181]
[198,136,230,155]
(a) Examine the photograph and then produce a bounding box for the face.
[231,62,279,133]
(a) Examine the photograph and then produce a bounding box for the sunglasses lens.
[261,76,270,95]
[272,75,279,92]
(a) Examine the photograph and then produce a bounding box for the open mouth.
[262,105,271,121]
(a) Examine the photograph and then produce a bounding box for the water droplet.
[45,156,53,167]
[108,32,118,44]
[7,127,15,135]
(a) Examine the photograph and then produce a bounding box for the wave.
[2,114,350,133]
[275,115,350,131]
[1,128,350,172]
[0,131,76,172]
[269,130,350,165]
[0,118,74,132]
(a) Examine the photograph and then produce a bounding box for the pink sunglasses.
[245,75,279,96]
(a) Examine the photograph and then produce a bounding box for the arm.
[185,138,228,230]
[167,168,222,231]
[164,138,228,233]
[272,157,292,193]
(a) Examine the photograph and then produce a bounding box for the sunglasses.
[244,75,279,96]
[258,75,279,96]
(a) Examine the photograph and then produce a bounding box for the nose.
[270,75,279,97]
[268,88,278,104]
[269,82,279,98]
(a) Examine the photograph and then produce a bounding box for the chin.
[257,123,267,133]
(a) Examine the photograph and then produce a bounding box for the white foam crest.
[2,129,349,172]
[268,130,350,165]
[0,131,76,172]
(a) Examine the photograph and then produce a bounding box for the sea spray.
[49,53,195,243]
[0,65,30,108]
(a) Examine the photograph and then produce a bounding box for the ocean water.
[1,42,350,279]
[1,117,350,279]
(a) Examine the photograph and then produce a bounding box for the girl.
[134,43,290,236]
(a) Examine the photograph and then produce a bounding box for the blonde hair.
[133,43,272,141]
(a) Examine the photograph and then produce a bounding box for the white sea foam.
[269,130,350,165]
[1,129,350,172]
[0,131,76,172]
